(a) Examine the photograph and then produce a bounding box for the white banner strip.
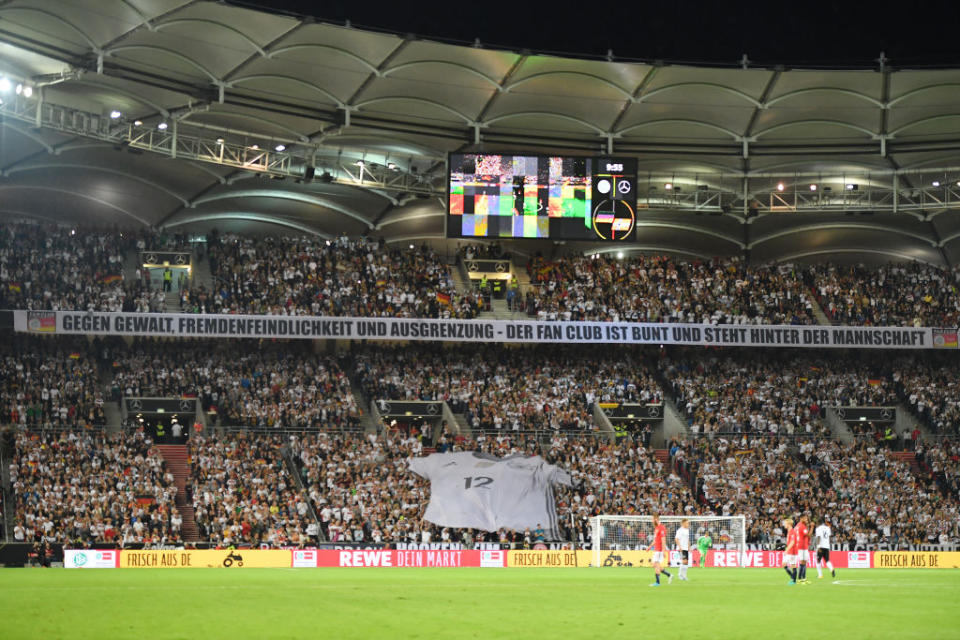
[12,310,959,350]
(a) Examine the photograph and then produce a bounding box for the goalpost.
[590,515,746,568]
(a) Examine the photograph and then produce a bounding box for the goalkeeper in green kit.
[696,531,712,567]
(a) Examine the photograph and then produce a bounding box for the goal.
[590,515,746,568]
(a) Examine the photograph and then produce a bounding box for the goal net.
[590,515,746,568]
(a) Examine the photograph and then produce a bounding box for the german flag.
[867,379,882,387]
[436,292,451,306]
[8,282,21,293]
[69,352,81,360]
[100,274,123,284]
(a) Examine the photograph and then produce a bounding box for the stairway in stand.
[654,449,671,465]
[156,444,200,542]
[891,450,922,476]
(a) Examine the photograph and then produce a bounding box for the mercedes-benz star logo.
[175,255,187,265]
[836,408,846,419]
[648,406,661,417]
[617,179,632,194]
[880,409,892,420]
[145,254,157,264]
[129,398,142,410]
[495,262,507,272]
[427,404,439,415]
[180,399,193,411]
[380,401,392,414]
[467,262,478,272]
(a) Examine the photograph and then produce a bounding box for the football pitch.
[2,568,959,639]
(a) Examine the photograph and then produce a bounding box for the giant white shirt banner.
[12,310,957,349]
[409,452,573,539]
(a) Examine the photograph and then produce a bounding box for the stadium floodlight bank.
[591,515,746,567]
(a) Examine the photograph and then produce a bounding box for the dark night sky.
[232,0,960,67]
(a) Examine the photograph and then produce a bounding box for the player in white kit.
[814,518,836,579]
[674,519,691,581]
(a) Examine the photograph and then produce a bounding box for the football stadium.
[0,1,959,638]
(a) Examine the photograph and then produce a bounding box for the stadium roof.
[1,0,960,264]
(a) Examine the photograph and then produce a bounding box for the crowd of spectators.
[5,223,960,330]
[289,430,692,546]
[0,222,131,312]
[10,430,179,546]
[0,336,106,429]
[662,350,912,436]
[459,243,509,260]
[812,262,960,328]
[916,440,960,501]
[7,420,957,549]
[671,435,960,548]
[896,356,960,435]
[189,433,315,546]
[109,340,358,430]
[525,254,817,324]
[357,345,662,433]
[663,351,830,436]
[204,234,481,318]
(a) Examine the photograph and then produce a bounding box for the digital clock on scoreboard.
[447,154,637,241]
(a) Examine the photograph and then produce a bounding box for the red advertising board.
[702,550,870,568]
[315,550,497,568]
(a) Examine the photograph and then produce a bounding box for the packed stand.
[662,350,908,436]
[671,435,960,548]
[356,345,662,433]
[0,336,106,429]
[916,440,960,500]
[189,433,315,546]
[896,356,960,435]
[290,430,692,545]
[204,234,481,318]
[525,254,817,324]
[10,430,179,546]
[459,243,509,260]
[811,262,960,327]
[0,222,134,312]
[663,351,828,436]
[109,339,359,429]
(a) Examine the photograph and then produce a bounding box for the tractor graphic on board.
[222,551,244,568]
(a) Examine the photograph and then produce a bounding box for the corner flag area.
[2,568,958,639]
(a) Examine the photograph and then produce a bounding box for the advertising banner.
[14,310,949,350]
[318,549,484,568]
[480,550,506,568]
[847,551,872,569]
[873,551,960,569]
[704,550,865,568]
[64,549,119,569]
[508,550,585,568]
[292,549,318,568]
[507,550,654,567]
[120,549,292,568]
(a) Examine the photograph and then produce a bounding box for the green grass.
[2,568,959,639]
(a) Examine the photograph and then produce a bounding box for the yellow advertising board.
[507,550,655,568]
[873,551,960,569]
[120,549,291,569]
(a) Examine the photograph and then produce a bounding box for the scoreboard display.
[447,154,637,241]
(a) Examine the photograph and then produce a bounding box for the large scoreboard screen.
[447,154,637,241]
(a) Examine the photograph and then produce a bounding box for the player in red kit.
[794,514,811,584]
[781,517,797,585]
[647,514,672,587]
